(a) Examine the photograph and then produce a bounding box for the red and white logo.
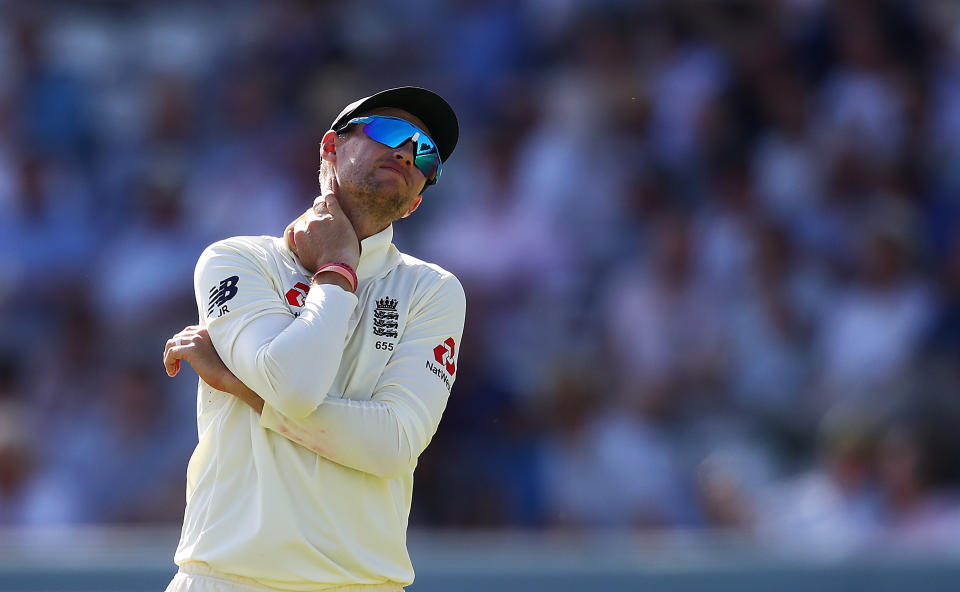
[285,282,311,307]
[433,337,457,375]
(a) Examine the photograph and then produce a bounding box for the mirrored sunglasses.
[341,115,443,187]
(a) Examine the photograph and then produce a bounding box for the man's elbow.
[367,429,421,479]
[368,454,416,479]
[273,389,323,420]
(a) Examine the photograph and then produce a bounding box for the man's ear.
[401,195,423,219]
[320,130,338,165]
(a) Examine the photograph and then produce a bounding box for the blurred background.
[2,0,960,589]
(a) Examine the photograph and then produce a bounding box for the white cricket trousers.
[165,562,404,592]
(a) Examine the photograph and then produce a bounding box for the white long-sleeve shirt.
[174,224,465,590]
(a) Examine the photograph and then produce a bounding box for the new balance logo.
[373,296,399,338]
[208,276,239,317]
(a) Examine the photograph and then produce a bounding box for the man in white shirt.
[161,87,465,592]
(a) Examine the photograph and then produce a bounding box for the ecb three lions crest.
[373,296,399,338]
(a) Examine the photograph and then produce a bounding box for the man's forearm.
[260,398,417,479]
[217,282,355,419]
[220,370,413,478]
[220,277,354,418]
[231,380,265,415]
[196,241,358,421]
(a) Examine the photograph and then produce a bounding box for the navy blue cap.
[331,86,459,162]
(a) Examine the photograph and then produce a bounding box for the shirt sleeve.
[195,238,358,420]
[259,273,466,478]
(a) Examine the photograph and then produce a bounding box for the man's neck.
[339,194,391,241]
[355,220,390,242]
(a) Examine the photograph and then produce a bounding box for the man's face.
[332,107,431,226]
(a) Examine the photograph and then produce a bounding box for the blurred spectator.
[92,166,199,332]
[539,370,687,529]
[11,14,95,163]
[875,421,960,552]
[815,219,935,409]
[0,152,97,314]
[0,358,34,525]
[0,401,38,525]
[750,72,823,221]
[752,408,884,556]
[725,220,819,428]
[181,66,301,242]
[604,212,727,420]
[70,364,192,523]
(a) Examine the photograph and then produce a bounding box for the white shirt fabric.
[174,224,466,590]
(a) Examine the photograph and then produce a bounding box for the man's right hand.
[285,189,360,274]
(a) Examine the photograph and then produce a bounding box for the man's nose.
[392,141,415,167]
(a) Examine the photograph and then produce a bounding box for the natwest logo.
[433,337,457,375]
[285,282,311,307]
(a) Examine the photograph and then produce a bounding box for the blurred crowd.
[1,0,960,555]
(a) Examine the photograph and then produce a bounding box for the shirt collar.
[280,222,400,282]
[356,224,400,281]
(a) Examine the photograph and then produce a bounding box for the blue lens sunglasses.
[339,116,443,188]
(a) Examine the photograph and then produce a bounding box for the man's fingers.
[285,214,307,252]
[323,192,343,215]
[320,168,340,198]
[163,337,180,366]
[163,327,203,377]
[323,174,341,200]
[163,344,185,377]
[312,196,328,215]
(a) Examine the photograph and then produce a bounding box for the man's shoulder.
[394,252,459,285]
[195,235,287,277]
[205,234,282,254]
[392,252,465,313]
[200,235,285,263]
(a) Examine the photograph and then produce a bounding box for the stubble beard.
[342,169,411,229]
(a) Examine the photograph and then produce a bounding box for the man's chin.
[376,192,413,220]
[349,178,410,221]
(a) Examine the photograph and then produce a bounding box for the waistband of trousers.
[178,562,404,592]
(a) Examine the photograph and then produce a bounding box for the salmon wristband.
[313,263,358,292]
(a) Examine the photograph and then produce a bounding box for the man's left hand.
[164,326,266,414]
[164,325,241,393]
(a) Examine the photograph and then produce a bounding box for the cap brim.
[331,87,459,163]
